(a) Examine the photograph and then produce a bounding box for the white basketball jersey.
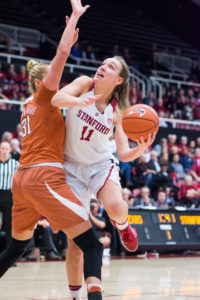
[64,83,117,164]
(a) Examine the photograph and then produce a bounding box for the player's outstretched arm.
[44,0,89,91]
[52,75,102,107]
[114,106,156,162]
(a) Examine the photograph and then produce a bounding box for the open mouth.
[97,73,104,78]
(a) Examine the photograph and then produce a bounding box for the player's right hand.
[79,95,102,107]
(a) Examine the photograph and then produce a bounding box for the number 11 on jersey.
[80,126,94,141]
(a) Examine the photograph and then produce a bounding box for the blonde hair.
[27,60,49,93]
[122,188,131,196]
[112,56,130,112]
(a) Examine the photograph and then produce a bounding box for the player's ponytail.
[27,60,49,94]
[112,56,130,112]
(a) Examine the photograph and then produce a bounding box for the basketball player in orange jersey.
[52,56,156,299]
[0,1,104,299]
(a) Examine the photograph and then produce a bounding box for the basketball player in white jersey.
[52,56,155,299]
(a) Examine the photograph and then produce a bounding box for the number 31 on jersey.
[21,115,31,137]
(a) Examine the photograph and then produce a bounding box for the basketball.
[122,104,159,142]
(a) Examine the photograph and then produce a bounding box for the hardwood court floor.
[0,256,200,300]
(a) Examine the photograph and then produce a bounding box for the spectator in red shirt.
[16,65,28,83]
[193,102,200,120]
[2,83,17,99]
[154,98,169,114]
[179,175,200,208]
[129,80,142,104]
[168,134,178,154]
[178,136,189,154]
[0,63,7,83]
[0,92,9,110]
[190,148,200,182]
[12,124,22,141]
[6,64,17,83]
[188,88,194,100]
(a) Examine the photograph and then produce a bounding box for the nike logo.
[45,182,89,221]
[127,109,145,117]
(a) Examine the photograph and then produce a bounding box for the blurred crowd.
[129,83,200,123]
[1,61,200,124]
[118,134,200,210]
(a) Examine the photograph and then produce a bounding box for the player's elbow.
[118,153,130,162]
[51,94,60,107]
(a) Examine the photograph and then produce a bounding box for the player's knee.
[67,240,83,262]
[107,200,127,218]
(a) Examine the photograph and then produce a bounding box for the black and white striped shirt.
[0,157,19,190]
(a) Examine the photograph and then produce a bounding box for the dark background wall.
[0,110,21,138]
[143,0,200,50]
[0,110,198,144]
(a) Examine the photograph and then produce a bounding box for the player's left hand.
[70,0,90,18]
[136,132,156,151]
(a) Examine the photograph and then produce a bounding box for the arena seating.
[1,0,200,65]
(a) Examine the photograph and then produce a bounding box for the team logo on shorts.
[107,118,112,125]
[45,182,88,221]
[127,109,145,117]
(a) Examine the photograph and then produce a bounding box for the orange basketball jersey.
[19,82,65,168]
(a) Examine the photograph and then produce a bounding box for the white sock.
[69,285,82,300]
[116,220,128,231]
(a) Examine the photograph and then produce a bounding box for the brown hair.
[112,56,130,112]
[27,60,49,94]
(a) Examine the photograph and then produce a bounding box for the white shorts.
[63,156,121,211]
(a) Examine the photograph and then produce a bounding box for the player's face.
[94,58,123,87]
[0,142,11,159]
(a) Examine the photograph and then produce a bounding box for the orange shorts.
[12,166,91,239]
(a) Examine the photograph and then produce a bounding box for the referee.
[0,141,18,247]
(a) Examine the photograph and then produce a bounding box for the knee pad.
[9,238,31,256]
[0,237,31,278]
[73,229,103,280]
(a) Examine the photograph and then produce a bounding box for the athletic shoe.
[110,220,138,252]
